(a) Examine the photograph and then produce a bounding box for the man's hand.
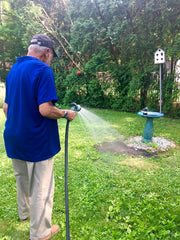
[3,103,8,118]
[39,101,76,120]
[65,110,76,121]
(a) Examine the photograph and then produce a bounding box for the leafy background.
[0,0,180,116]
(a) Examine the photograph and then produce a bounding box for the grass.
[0,83,5,108]
[0,108,180,240]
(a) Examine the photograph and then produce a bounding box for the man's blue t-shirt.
[4,56,61,162]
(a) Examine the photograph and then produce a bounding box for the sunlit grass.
[119,156,159,170]
[0,83,5,108]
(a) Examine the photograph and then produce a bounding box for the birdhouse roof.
[154,48,165,54]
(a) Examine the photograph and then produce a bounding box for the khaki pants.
[12,158,54,240]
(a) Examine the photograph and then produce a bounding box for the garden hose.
[65,103,81,240]
[65,119,70,240]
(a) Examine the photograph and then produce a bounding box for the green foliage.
[162,73,179,114]
[70,18,99,60]
[84,51,109,75]
[168,103,180,119]
[1,0,180,115]
[85,78,106,107]
[107,64,139,111]
[0,1,24,81]
[63,70,87,105]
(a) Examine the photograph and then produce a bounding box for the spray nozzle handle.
[70,102,81,112]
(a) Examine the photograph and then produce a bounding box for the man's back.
[4,56,60,162]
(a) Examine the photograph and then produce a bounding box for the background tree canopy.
[0,0,180,116]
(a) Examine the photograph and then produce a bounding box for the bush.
[55,61,180,117]
[162,73,179,114]
[168,102,180,118]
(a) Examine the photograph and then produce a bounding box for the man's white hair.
[28,44,50,53]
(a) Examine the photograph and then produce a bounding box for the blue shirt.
[4,56,61,162]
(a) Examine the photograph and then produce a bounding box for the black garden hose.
[65,119,70,240]
[64,103,81,240]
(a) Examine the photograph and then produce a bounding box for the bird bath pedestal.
[137,111,164,143]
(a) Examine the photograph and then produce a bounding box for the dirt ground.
[94,137,176,158]
[95,141,157,157]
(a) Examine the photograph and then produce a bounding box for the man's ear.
[44,48,49,56]
[46,48,53,55]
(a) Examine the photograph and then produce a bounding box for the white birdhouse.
[154,48,166,64]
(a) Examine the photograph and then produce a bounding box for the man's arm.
[3,103,8,118]
[39,101,76,121]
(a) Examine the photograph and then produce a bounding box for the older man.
[3,34,76,240]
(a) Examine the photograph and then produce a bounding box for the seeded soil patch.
[94,137,176,158]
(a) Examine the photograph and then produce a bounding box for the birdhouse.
[154,48,166,64]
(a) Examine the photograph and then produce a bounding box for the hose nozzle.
[70,102,81,112]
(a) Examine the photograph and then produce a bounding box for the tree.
[1,0,180,115]
[0,0,25,82]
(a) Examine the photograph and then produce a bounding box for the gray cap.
[29,34,58,58]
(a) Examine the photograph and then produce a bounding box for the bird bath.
[137,111,164,143]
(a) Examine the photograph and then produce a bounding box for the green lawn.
[0,83,5,108]
[0,108,180,240]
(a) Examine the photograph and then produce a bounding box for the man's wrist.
[63,111,68,118]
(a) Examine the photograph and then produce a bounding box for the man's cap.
[29,34,58,58]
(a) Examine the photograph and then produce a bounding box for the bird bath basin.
[137,111,164,143]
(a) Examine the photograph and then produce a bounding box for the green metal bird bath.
[137,111,164,143]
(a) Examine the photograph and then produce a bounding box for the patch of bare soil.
[94,137,176,158]
[95,141,155,157]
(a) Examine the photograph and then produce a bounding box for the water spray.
[65,103,81,240]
